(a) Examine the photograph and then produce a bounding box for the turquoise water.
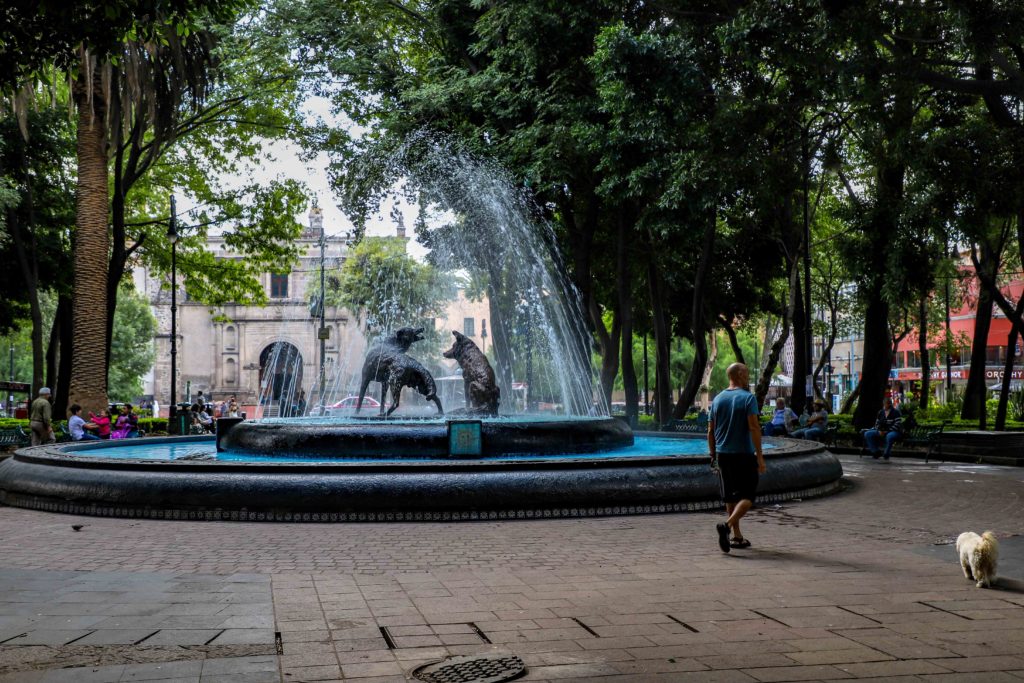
[55,435,761,463]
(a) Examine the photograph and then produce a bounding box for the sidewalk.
[1,454,1022,682]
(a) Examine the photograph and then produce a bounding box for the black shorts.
[718,454,759,504]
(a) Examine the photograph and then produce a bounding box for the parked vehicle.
[326,396,381,416]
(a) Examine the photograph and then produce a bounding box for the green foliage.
[0,0,247,93]
[108,286,158,402]
[137,417,168,433]
[1011,392,1024,422]
[323,237,456,347]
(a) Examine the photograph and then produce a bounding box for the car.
[327,395,381,415]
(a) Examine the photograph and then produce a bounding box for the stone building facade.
[137,208,490,416]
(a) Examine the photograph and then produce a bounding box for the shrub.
[138,417,168,433]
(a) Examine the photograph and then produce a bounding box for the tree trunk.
[700,331,718,397]
[7,208,44,394]
[69,57,111,413]
[841,382,861,414]
[618,215,638,425]
[106,69,127,377]
[674,209,717,419]
[720,317,744,364]
[597,305,621,408]
[45,304,60,393]
[918,293,931,411]
[55,293,73,417]
[852,292,891,429]
[995,297,1023,430]
[791,275,808,414]
[812,300,839,401]
[647,244,672,426]
[484,278,514,404]
[755,263,799,408]
[961,242,996,425]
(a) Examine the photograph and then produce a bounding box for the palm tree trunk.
[68,57,111,413]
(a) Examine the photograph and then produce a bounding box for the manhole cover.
[411,653,526,683]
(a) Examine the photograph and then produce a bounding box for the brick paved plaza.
[0,454,1022,682]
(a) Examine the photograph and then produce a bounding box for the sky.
[186,95,429,259]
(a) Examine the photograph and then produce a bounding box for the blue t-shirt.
[711,388,758,454]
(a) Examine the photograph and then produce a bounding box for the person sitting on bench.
[763,397,799,436]
[864,396,902,460]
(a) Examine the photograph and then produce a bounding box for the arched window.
[327,325,336,350]
[225,325,237,351]
[225,358,238,384]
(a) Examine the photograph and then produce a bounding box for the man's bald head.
[726,363,749,387]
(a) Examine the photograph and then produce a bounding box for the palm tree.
[67,28,225,412]
[68,48,111,412]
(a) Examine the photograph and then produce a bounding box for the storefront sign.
[985,368,1024,380]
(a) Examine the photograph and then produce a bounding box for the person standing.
[29,387,56,446]
[708,363,766,552]
[864,397,902,460]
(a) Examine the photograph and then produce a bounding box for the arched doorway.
[259,342,304,417]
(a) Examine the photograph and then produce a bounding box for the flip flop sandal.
[730,538,751,549]
[716,523,731,553]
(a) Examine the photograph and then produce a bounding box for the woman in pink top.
[87,409,112,439]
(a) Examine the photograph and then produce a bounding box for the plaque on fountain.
[448,420,483,457]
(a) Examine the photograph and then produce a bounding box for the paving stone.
[280,664,340,680]
[2,456,1024,682]
[38,665,126,682]
[200,656,279,675]
[741,664,854,681]
[207,629,275,645]
[340,661,405,678]
[2,629,94,645]
[121,659,203,680]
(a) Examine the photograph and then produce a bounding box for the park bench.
[0,426,31,449]
[821,423,840,449]
[859,421,947,462]
[669,418,709,434]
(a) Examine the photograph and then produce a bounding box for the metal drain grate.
[412,653,526,683]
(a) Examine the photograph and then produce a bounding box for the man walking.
[29,387,55,446]
[708,363,766,552]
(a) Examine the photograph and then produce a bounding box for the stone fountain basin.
[0,433,842,521]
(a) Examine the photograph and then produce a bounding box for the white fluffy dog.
[956,531,999,588]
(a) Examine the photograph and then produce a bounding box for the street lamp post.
[643,333,649,416]
[167,195,180,433]
[803,127,814,406]
[944,257,953,397]
[318,230,327,416]
[7,344,13,415]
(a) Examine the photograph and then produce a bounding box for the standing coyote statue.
[443,330,500,416]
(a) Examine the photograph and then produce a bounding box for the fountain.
[0,137,843,521]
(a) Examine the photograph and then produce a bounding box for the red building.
[893,263,1023,395]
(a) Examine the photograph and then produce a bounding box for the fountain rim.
[0,433,842,522]
[9,432,825,472]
